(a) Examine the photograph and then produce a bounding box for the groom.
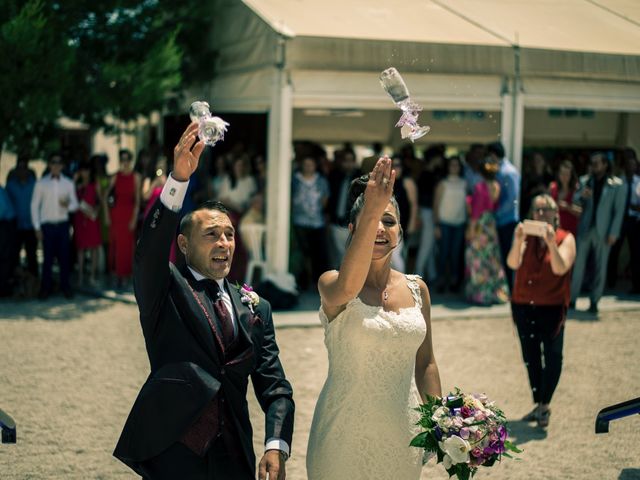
[114,123,294,480]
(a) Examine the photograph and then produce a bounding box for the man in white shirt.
[31,153,79,299]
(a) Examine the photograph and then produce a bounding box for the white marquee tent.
[187,0,640,274]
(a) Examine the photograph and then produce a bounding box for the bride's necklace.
[383,290,389,302]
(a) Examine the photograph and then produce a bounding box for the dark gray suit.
[570,174,626,305]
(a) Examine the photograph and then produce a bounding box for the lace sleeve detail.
[405,274,422,309]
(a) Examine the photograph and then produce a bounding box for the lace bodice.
[307,275,426,480]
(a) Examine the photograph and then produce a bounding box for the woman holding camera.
[507,194,576,428]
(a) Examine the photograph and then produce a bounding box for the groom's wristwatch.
[277,450,289,462]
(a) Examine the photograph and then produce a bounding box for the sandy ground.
[0,297,639,480]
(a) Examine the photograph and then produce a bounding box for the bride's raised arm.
[318,156,396,316]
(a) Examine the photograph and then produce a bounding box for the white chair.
[241,223,267,286]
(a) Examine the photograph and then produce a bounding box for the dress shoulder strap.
[405,274,422,309]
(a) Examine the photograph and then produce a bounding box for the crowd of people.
[0,140,638,308]
[290,141,639,312]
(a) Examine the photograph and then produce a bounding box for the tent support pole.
[266,37,293,276]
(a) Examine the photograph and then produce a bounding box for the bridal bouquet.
[411,389,521,480]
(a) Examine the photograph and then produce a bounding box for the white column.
[500,78,524,172]
[511,79,525,172]
[265,68,293,274]
[500,90,513,159]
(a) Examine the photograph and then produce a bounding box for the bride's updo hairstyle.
[346,173,402,246]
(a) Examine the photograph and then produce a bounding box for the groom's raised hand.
[173,122,205,182]
[258,450,285,480]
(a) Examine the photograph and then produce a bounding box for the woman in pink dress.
[105,149,141,288]
[464,158,510,305]
[74,160,103,286]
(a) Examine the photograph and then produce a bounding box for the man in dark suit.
[114,123,294,479]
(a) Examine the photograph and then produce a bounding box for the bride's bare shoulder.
[319,270,350,323]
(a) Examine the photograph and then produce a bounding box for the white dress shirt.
[31,174,79,230]
[159,174,289,459]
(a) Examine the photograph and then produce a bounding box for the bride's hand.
[364,156,396,214]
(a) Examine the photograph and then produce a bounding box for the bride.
[306,156,442,480]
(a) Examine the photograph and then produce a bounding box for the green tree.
[0,0,215,158]
[0,0,73,156]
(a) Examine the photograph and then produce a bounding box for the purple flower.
[434,426,443,440]
[471,447,483,458]
[242,283,254,292]
[460,406,474,418]
[498,425,507,442]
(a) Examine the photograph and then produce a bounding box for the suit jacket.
[113,198,294,477]
[575,174,626,241]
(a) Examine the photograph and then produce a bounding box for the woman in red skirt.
[105,149,141,289]
[74,160,103,286]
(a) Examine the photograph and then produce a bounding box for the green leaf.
[455,464,471,480]
[504,440,523,453]
[410,432,428,448]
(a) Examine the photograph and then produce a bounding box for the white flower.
[431,406,449,421]
[238,284,260,312]
[439,417,454,430]
[441,436,471,465]
[443,454,453,470]
[246,290,260,306]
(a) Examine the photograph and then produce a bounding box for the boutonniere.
[235,283,260,314]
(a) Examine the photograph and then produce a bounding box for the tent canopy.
[235,0,640,81]
[243,0,640,54]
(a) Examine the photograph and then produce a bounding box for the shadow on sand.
[506,420,548,446]
[0,294,115,321]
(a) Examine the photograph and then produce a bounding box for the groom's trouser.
[140,436,251,480]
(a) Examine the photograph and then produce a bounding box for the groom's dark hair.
[179,200,230,238]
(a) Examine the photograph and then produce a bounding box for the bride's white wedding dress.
[306,275,426,480]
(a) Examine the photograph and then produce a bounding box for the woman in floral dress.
[464,158,509,305]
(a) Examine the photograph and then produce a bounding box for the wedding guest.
[521,152,553,219]
[6,155,38,279]
[91,153,111,275]
[464,143,485,194]
[607,151,638,289]
[389,156,419,273]
[464,158,509,305]
[209,155,229,199]
[570,152,626,313]
[0,183,16,296]
[291,155,330,290]
[433,155,467,292]
[240,192,265,229]
[327,150,361,269]
[415,146,445,282]
[105,149,141,289]
[31,153,79,299]
[507,194,576,428]
[489,141,521,290]
[142,156,168,218]
[252,154,267,194]
[217,155,257,282]
[548,160,581,236]
[73,160,102,286]
[217,155,257,214]
[626,156,640,293]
